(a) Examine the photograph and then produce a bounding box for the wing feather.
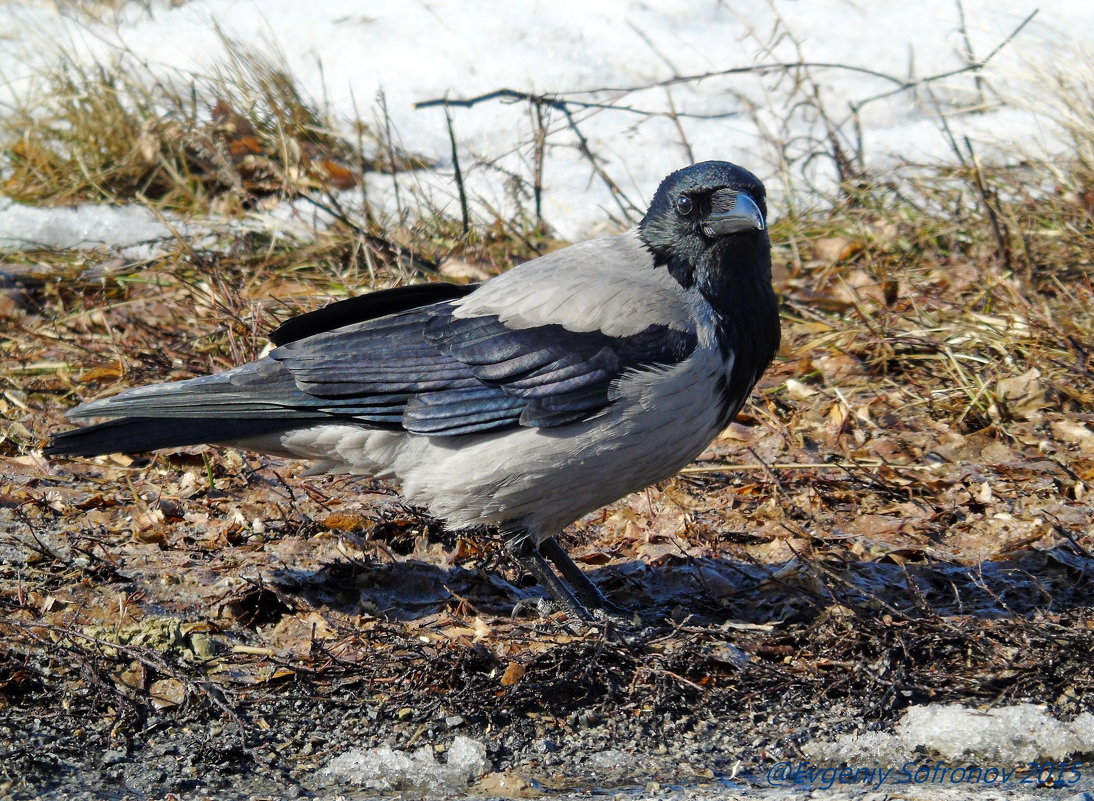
[68,269,698,438]
[267,302,697,435]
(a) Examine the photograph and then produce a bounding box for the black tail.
[46,417,295,457]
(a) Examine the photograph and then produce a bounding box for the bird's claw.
[592,605,640,626]
[511,595,563,619]
[511,594,642,642]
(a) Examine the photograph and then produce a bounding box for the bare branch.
[416,88,738,120]
[848,9,1037,113]
[416,11,1037,123]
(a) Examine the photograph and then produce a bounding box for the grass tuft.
[0,34,424,214]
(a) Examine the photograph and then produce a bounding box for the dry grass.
[0,34,427,216]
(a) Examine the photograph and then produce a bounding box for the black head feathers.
[638,161,769,289]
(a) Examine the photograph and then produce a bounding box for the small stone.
[101,748,127,766]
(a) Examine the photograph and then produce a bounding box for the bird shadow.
[262,541,1092,626]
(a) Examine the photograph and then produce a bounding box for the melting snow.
[806,703,1094,764]
[0,197,178,255]
[1,0,1092,243]
[321,735,489,793]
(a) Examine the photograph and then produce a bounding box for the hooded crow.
[47,161,780,620]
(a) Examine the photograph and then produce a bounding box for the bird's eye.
[675,194,694,217]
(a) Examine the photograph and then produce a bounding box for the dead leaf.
[574,551,612,565]
[117,661,147,691]
[814,237,862,263]
[0,288,28,319]
[453,538,483,560]
[815,353,867,382]
[76,366,122,385]
[500,662,526,686]
[149,678,186,709]
[995,368,1048,421]
[318,512,370,531]
[1052,420,1094,451]
[847,514,909,543]
[784,378,818,400]
[315,159,359,190]
[439,259,493,283]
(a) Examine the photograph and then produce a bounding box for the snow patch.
[321,735,489,794]
[0,197,178,254]
[0,196,335,256]
[2,1,1093,241]
[806,704,1094,765]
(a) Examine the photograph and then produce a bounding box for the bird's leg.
[505,533,593,621]
[538,536,631,619]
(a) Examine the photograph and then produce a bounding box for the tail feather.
[46,417,297,457]
[66,361,299,420]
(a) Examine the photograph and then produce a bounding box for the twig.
[416,87,738,120]
[848,9,1037,113]
[925,87,1012,272]
[417,12,1034,122]
[2,617,252,733]
[954,0,988,107]
[964,136,1013,272]
[558,105,642,221]
[377,89,402,215]
[423,90,645,223]
[443,105,469,234]
[348,88,375,226]
[680,460,935,473]
[626,20,695,163]
[300,193,439,275]
[531,102,548,227]
[413,9,1033,221]
[664,88,695,164]
[1052,523,1094,560]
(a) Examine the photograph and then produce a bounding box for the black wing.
[272,304,697,435]
[51,289,699,448]
[269,282,478,345]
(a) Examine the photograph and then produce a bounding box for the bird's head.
[639,161,768,288]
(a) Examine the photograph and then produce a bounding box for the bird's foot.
[511,595,565,620]
[505,532,643,635]
[510,594,643,642]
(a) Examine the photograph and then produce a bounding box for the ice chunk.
[445,735,490,777]
[322,735,488,794]
[899,704,1094,763]
[806,703,1094,765]
[587,747,634,773]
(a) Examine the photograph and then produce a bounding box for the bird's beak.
[702,190,765,237]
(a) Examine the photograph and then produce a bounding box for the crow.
[47,161,780,621]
